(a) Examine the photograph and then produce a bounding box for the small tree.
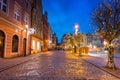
[66,36,75,51]
[74,33,84,55]
[91,0,120,69]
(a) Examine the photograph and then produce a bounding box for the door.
[0,30,5,58]
[23,38,26,56]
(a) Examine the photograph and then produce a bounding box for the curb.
[81,58,120,79]
[0,53,42,73]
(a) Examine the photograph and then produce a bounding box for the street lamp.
[74,23,79,53]
[74,24,79,35]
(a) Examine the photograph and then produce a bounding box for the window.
[34,15,36,21]
[12,35,19,52]
[0,0,8,12]
[3,0,7,4]
[38,21,40,26]
[14,3,21,21]
[24,14,28,25]
[38,30,40,36]
[25,0,29,9]
[32,40,35,49]
[33,25,36,34]
[37,42,40,50]
[0,3,1,9]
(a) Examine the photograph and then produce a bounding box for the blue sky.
[42,0,100,43]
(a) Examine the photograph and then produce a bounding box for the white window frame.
[0,0,8,12]
[24,13,29,25]
[14,2,21,21]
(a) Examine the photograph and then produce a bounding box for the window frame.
[0,0,8,12]
[14,2,21,21]
[25,0,29,9]
[24,12,29,25]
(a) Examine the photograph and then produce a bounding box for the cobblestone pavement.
[0,51,119,80]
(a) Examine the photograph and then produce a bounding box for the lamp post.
[74,24,79,35]
[25,24,28,56]
[74,24,79,53]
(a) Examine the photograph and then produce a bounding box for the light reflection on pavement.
[0,51,119,80]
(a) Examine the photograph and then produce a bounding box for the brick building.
[0,0,33,58]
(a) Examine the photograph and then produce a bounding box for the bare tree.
[91,0,120,69]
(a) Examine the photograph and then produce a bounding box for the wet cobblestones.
[0,51,119,80]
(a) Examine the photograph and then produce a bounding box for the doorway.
[0,30,5,58]
[23,38,26,56]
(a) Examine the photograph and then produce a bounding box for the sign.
[28,28,35,34]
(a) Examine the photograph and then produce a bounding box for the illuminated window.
[32,40,35,49]
[0,0,8,12]
[14,2,21,21]
[37,42,40,50]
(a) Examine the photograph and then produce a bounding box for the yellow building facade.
[31,0,43,54]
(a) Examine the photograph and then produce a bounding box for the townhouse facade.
[0,0,33,58]
[31,0,44,54]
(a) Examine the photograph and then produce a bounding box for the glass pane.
[2,5,6,12]
[0,3,1,9]
[3,0,7,4]
[17,16,20,21]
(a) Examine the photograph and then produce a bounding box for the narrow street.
[0,51,119,80]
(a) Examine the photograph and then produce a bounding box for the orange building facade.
[0,0,33,58]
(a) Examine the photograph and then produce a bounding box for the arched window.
[12,35,19,52]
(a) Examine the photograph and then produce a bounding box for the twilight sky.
[42,0,100,43]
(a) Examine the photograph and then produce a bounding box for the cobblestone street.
[0,51,119,80]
